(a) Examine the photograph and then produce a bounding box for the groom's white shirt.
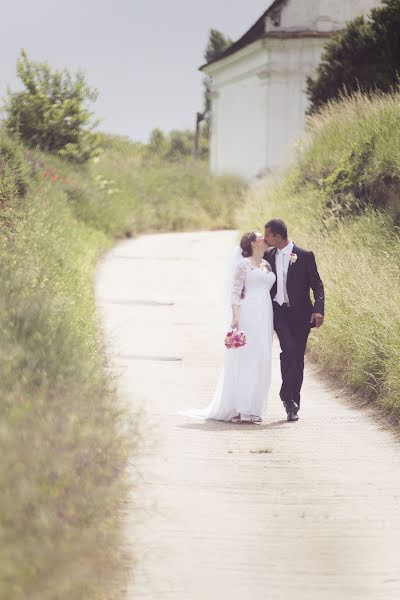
[274,241,294,305]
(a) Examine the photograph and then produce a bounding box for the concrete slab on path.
[96,230,400,600]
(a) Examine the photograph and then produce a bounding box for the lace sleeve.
[231,260,247,305]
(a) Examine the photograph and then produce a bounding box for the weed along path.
[96,231,400,600]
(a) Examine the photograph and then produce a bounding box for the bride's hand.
[231,317,240,330]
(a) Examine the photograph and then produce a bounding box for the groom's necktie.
[276,250,285,306]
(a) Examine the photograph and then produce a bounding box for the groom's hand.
[310,313,324,328]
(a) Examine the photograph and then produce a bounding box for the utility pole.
[194,111,205,161]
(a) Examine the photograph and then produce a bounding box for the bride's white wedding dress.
[183,257,276,422]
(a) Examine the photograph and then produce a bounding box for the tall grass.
[299,91,400,222]
[239,91,400,417]
[0,130,244,599]
[0,179,134,599]
[51,135,245,238]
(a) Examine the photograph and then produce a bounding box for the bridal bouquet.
[224,329,247,349]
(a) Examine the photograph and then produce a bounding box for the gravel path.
[96,230,400,600]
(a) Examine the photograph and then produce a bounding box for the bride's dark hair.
[240,232,257,258]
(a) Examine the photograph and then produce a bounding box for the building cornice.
[265,29,336,39]
[202,31,336,81]
[200,29,338,73]
[199,0,342,72]
[201,39,266,77]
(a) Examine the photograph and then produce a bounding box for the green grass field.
[47,134,245,238]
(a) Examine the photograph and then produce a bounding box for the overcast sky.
[0,0,272,142]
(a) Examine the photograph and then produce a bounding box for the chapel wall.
[264,37,326,172]
[207,0,381,178]
[210,70,269,179]
[207,42,270,178]
[266,0,380,33]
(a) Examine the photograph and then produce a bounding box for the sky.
[0,0,272,143]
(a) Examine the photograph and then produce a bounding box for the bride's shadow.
[177,419,288,432]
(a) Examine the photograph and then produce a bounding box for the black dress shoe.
[287,411,299,422]
[283,401,298,415]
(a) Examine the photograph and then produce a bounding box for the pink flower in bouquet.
[224,329,247,349]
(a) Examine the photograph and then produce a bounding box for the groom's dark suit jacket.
[265,244,325,328]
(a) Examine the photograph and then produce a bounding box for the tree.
[195,29,232,159]
[3,50,101,162]
[204,29,233,63]
[306,0,400,113]
[203,29,232,117]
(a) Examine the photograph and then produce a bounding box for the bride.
[183,232,275,423]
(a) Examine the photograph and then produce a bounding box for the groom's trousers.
[273,303,310,412]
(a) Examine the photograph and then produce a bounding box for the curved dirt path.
[96,230,400,600]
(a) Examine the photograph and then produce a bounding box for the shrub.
[148,127,168,157]
[3,50,101,163]
[146,127,209,162]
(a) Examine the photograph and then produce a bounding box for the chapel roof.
[200,0,334,71]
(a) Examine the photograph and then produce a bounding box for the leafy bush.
[146,127,209,161]
[3,50,101,163]
[307,0,400,113]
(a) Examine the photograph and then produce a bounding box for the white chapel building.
[201,0,379,179]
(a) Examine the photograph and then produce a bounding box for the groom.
[264,219,325,422]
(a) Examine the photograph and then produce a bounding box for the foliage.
[167,129,196,160]
[204,28,233,64]
[300,90,400,223]
[90,134,244,236]
[307,0,400,113]
[202,28,232,123]
[3,50,101,163]
[0,130,30,202]
[239,91,400,418]
[146,126,208,162]
[0,134,135,599]
[148,127,168,157]
[0,113,244,597]
[22,134,243,240]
